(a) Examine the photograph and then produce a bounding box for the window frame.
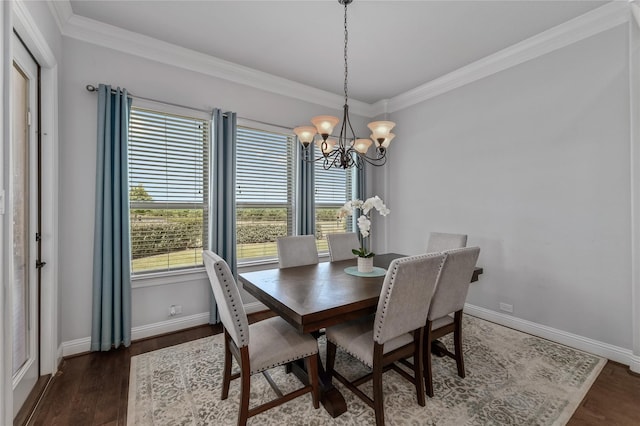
[235,120,297,266]
[128,99,212,279]
[313,158,356,254]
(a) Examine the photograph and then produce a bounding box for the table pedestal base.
[289,359,347,418]
[431,340,448,357]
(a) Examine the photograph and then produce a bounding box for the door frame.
[11,29,40,417]
[1,2,59,423]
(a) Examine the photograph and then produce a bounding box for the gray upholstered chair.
[423,246,480,397]
[426,232,468,253]
[276,235,319,268]
[325,253,446,426]
[326,232,360,262]
[203,251,320,425]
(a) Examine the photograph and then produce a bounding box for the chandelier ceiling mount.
[293,0,395,170]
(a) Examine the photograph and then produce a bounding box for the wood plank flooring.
[25,311,640,425]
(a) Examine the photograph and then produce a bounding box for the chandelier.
[293,0,395,170]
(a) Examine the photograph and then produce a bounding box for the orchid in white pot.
[338,196,390,262]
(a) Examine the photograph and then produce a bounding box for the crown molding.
[59,8,376,117]
[51,0,630,118]
[386,1,631,113]
[47,0,72,35]
[631,1,640,27]
[370,98,390,118]
[13,0,57,66]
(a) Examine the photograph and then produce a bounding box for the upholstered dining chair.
[426,232,468,253]
[203,250,320,425]
[423,246,480,398]
[276,235,319,268]
[325,253,446,426]
[326,232,360,262]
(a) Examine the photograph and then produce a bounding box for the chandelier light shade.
[380,133,395,149]
[293,125,317,147]
[353,138,372,154]
[311,116,340,139]
[293,0,396,170]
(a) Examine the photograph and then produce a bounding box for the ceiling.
[68,0,610,105]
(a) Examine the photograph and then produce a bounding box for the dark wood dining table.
[239,253,483,417]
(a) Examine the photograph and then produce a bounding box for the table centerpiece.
[338,196,390,273]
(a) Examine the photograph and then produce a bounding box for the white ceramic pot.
[357,256,374,273]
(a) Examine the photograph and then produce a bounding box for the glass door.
[11,33,40,418]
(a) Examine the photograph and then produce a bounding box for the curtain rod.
[85,84,294,132]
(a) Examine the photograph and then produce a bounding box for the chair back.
[428,247,480,321]
[427,232,467,253]
[277,235,319,268]
[373,253,446,345]
[203,250,249,348]
[327,232,360,262]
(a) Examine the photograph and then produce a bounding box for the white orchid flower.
[357,215,371,238]
[335,195,389,246]
[361,198,374,215]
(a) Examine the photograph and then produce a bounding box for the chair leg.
[454,310,465,378]
[326,340,337,384]
[238,347,251,426]
[222,331,232,400]
[413,329,426,406]
[306,354,320,409]
[373,343,385,426]
[424,321,434,398]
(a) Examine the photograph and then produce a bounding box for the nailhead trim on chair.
[215,261,249,348]
[326,336,376,368]
[373,253,446,344]
[250,350,319,375]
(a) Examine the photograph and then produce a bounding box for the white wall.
[378,24,632,349]
[58,37,371,346]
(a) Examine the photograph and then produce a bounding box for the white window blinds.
[236,126,295,262]
[314,160,354,248]
[128,107,209,274]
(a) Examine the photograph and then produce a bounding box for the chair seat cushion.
[431,314,454,331]
[248,317,318,374]
[326,316,413,368]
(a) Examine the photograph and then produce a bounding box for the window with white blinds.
[236,126,295,262]
[128,107,209,274]
[314,160,354,252]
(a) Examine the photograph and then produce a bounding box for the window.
[236,126,295,262]
[128,107,209,274]
[314,161,354,252]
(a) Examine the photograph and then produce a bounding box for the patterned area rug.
[127,315,605,425]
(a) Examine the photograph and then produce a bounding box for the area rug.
[127,315,605,425]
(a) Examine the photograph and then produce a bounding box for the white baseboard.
[61,302,639,369]
[60,303,269,357]
[61,336,91,357]
[465,303,635,367]
[131,312,210,341]
[61,312,211,357]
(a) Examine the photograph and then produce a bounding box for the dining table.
[239,253,483,417]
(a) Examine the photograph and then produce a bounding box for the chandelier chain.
[293,0,392,170]
[343,1,349,105]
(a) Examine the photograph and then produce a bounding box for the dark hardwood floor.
[25,311,640,425]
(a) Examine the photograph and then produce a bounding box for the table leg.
[289,356,347,418]
[431,340,447,357]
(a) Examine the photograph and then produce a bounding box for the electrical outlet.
[499,302,513,313]
[169,304,182,316]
